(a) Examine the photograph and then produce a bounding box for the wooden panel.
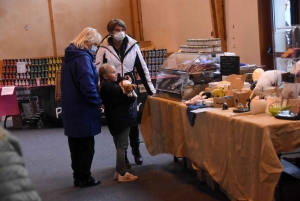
[0,0,53,59]
[51,0,132,56]
[0,0,133,60]
[225,0,261,65]
[55,71,61,102]
[130,0,142,41]
[258,0,273,70]
[140,0,260,65]
[141,0,212,53]
[210,0,227,52]
[210,0,218,37]
[48,0,57,56]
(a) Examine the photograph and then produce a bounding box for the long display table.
[140,96,300,201]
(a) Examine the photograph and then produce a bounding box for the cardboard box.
[213,97,234,108]
[233,90,251,107]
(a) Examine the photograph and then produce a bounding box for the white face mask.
[90,45,98,53]
[113,31,125,41]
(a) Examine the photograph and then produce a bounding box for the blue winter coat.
[100,81,136,136]
[61,44,102,138]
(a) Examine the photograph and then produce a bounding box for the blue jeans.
[113,127,130,176]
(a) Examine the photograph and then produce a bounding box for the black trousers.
[124,72,140,151]
[129,121,140,149]
[129,99,140,150]
[68,136,95,181]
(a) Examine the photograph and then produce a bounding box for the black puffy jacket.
[100,81,136,136]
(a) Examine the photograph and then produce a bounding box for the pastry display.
[156,52,220,101]
[188,63,218,73]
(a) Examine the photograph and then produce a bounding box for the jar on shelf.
[213,45,222,52]
[212,38,221,45]
[203,39,211,45]
[180,45,185,52]
[198,46,207,53]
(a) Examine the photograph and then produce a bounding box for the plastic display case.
[156,52,220,101]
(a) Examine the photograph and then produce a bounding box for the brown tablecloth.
[140,97,300,201]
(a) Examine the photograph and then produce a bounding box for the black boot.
[80,176,101,188]
[125,153,131,169]
[132,149,143,165]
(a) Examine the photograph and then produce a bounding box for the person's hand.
[148,93,156,97]
[125,75,132,83]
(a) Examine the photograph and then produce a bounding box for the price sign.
[220,56,240,76]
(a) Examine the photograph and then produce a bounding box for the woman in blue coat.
[61,27,102,188]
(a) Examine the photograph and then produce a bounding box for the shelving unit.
[140,49,167,79]
[0,57,63,87]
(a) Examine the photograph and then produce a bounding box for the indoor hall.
[1,0,300,201]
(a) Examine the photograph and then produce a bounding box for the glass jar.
[213,38,221,45]
[203,39,211,45]
[205,46,214,52]
[180,45,186,52]
[213,45,222,52]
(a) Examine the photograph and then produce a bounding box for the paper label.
[17,62,26,73]
[1,86,15,95]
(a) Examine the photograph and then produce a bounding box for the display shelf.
[156,52,220,101]
[141,48,167,79]
[0,57,63,87]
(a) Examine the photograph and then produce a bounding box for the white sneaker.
[118,172,138,182]
[114,172,118,180]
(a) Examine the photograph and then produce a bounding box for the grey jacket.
[0,126,41,201]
